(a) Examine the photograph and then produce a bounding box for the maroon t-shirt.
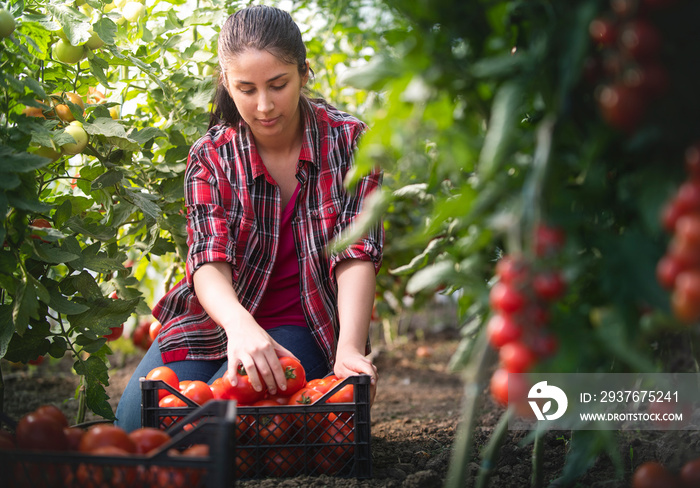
[254,183,307,329]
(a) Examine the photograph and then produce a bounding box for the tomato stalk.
[531,431,544,488]
[444,325,497,488]
[76,376,87,425]
[474,408,513,488]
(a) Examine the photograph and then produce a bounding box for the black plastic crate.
[0,400,236,488]
[141,374,372,479]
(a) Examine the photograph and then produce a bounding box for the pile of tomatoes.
[488,224,566,407]
[657,142,700,324]
[146,359,357,477]
[632,458,700,488]
[587,0,677,133]
[1,404,209,487]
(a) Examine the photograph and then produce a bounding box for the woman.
[115,5,383,431]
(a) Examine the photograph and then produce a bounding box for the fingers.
[227,348,287,395]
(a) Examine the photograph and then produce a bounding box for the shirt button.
[328,208,335,215]
[311,210,318,217]
[299,251,305,258]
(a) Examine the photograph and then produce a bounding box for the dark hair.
[209,5,309,128]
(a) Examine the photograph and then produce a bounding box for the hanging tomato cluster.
[657,142,700,324]
[488,224,567,406]
[587,0,678,133]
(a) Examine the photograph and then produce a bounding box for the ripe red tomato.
[328,382,354,404]
[149,320,162,341]
[27,355,45,366]
[486,313,522,348]
[132,318,154,351]
[158,394,186,427]
[223,366,265,405]
[619,20,662,61]
[279,356,306,395]
[29,218,52,241]
[495,255,529,284]
[182,380,214,406]
[489,282,526,314]
[534,224,566,257]
[210,377,235,400]
[104,323,124,341]
[128,427,171,454]
[589,17,617,47]
[656,254,685,290]
[672,270,700,324]
[306,375,339,394]
[288,387,322,406]
[251,399,294,444]
[16,412,69,451]
[675,212,700,247]
[489,368,529,407]
[146,366,180,400]
[532,270,566,301]
[34,404,69,428]
[63,426,84,451]
[499,341,536,373]
[631,461,677,488]
[531,333,558,358]
[318,417,354,464]
[680,457,700,487]
[79,424,136,454]
[74,445,137,488]
[597,83,647,133]
[674,180,700,214]
[263,447,304,477]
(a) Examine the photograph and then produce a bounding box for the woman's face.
[223,49,308,143]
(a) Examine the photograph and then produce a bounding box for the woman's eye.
[272,83,287,91]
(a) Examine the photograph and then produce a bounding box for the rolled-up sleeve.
[184,147,235,289]
[328,166,384,279]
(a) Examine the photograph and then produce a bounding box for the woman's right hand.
[192,262,296,395]
[223,307,296,395]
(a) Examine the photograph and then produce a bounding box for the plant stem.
[445,326,496,488]
[474,408,513,488]
[531,430,544,488]
[76,376,87,425]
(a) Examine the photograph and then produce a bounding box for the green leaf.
[74,355,115,420]
[406,260,456,295]
[48,287,90,315]
[46,3,92,46]
[32,242,80,264]
[13,278,39,334]
[0,305,14,359]
[477,82,523,182]
[62,270,103,301]
[93,17,117,45]
[82,253,126,274]
[91,169,123,191]
[0,146,53,173]
[126,188,161,221]
[131,127,167,145]
[54,199,72,229]
[68,296,138,335]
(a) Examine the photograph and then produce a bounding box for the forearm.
[192,261,249,333]
[335,259,376,356]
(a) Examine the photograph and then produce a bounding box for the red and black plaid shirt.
[152,98,383,368]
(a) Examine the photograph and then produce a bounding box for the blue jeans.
[115,325,330,431]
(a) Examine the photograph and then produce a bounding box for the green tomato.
[53,39,86,64]
[0,9,16,38]
[85,28,104,50]
[122,2,145,23]
[61,121,88,155]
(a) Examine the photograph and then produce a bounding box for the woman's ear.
[302,60,310,85]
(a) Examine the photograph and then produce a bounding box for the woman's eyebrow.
[235,73,288,85]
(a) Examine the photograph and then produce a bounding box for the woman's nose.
[257,91,273,113]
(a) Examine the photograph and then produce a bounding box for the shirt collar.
[238,97,321,185]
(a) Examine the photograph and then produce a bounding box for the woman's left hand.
[334,348,378,405]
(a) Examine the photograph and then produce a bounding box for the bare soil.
[2,323,698,487]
